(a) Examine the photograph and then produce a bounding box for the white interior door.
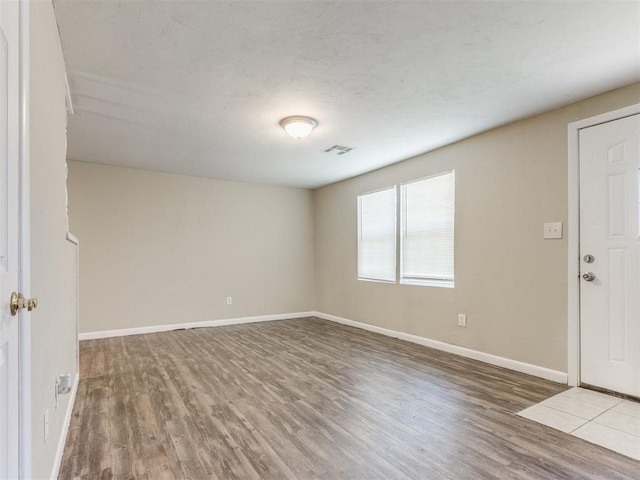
[0,1,21,478]
[579,113,640,397]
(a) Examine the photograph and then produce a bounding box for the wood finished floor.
[59,318,640,479]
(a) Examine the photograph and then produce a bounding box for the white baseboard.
[50,372,80,480]
[313,311,568,384]
[79,310,567,384]
[78,311,316,340]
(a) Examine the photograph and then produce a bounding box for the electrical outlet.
[226,297,232,305]
[458,314,467,327]
[44,409,49,442]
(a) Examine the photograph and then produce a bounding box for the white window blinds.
[357,186,396,282]
[401,171,455,286]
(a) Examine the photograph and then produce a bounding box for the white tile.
[518,404,588,433]
[540,394,609,420]
[559,388,622,409]
[612,400,640,419]
[572,422,640,461]
[593,409,640,437]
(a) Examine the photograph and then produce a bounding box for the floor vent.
[323,145,354,155]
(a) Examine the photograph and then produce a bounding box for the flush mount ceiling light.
[279,116,318,140]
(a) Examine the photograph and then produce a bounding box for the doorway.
[569,105,640,396]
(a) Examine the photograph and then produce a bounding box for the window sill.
[400,278,454,288]
[357,277,396,284]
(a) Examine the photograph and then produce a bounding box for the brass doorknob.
[10,292,38,316]
[27,297,38,311]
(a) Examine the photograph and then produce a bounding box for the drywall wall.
[67,162,315,334]
[29,1,78,478]
[314,83,640,373]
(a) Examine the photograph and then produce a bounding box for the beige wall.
[314,83,640,373]
[29,1,78,478]
[67,162,315,333]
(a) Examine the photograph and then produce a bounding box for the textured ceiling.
[53,1,640,188]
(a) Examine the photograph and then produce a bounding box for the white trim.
[65,231,78,245]
[49,373,79,480]
[63,71,74,115]
[79,310,568,382]
[399,278,454,288]
[70,237,79,375]
[314,311,567,384]
[79,311,316,340]
[567,103,640,388]
[18,0,32,477]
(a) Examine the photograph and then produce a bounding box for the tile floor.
[518,387,640,461]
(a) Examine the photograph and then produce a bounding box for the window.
[357,186,396,282]
[401,171,455,287]
[357,171,455,288]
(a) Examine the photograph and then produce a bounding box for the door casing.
[567,102,640,388]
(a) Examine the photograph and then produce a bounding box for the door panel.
[0,1,20,478]
[580,113,640,397]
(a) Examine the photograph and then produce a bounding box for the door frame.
[17,0,31,477]
[567,102,640,388]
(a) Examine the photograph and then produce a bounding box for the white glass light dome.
[279,116,318,139]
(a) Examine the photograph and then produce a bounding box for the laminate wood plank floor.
[59,318,639,479]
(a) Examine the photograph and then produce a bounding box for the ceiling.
[53,1,640,189]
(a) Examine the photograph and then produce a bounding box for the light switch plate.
[543,222,563,239]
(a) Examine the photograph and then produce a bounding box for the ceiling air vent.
[323,145,354,155]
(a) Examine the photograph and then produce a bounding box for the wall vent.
[323,145,354,155]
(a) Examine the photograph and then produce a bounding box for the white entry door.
[579,113,640,397]
[0,1,22,478]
